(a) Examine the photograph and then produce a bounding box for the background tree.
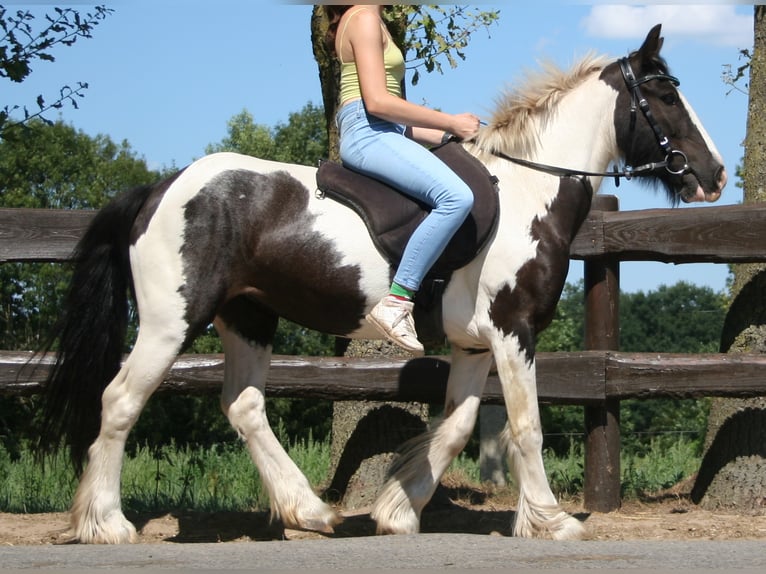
[0,5,112,138]
[539,281,727,459]
[206,103,328,167]
[0,119,161,349]
[0,119,159,458]
[692,5,766,512]
[619,282,728,354]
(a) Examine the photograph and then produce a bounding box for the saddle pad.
[316,141,499,278]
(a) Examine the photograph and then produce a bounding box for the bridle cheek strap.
[618,57,689,177]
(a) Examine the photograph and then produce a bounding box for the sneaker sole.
[365,313,425,355]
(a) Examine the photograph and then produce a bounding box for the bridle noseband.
[485,57,690,185]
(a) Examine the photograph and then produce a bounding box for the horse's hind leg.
[372,349,492,534]
[215,308,340,533]
[70,316,186,544]
[493,342,585,540]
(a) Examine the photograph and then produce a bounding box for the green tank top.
[338,18,404,106]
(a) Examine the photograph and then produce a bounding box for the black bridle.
[618,57,689,179]
[485,57,690,186]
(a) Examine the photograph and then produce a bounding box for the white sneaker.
[366,295,425,355]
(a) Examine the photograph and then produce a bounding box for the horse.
[38,24,726,543]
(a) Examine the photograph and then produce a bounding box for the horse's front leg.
[372,348,493,534]
[492,338,585,540]
[216,320,341,534]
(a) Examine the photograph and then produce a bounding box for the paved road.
[1,535,764,571]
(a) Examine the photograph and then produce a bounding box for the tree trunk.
[324,339,429,509]
[310,5,408,160]
[691,5,766,513]
[310,7,340,159]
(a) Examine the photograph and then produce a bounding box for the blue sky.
[4,1,756,293]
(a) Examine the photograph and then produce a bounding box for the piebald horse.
[39,25,725,543]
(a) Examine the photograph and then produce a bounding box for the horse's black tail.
[37,184,156,474]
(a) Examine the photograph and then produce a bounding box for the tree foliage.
[389,5,500,86]
[538,280,728,456]
[620,282,728,354]
[722,48,751,96]
[206,103,328,167]
[0,5,112,137]
[0,119,160,458]
[537,280,728,355]
[0,119,160,350]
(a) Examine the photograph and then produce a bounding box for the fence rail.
[4,350,766,402]
[2,197,766,513]
[4,201,766,264]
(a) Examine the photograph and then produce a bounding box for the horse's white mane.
[473,53,610,159]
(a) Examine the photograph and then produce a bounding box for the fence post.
[583,194,621,512]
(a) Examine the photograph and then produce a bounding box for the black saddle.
[316,141,499,279]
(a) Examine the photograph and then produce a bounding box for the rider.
[325,4,481,354]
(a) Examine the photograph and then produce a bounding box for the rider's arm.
[348,9,480,141]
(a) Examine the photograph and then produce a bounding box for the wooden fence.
[2,195,766,513]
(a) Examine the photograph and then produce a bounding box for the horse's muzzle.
[680,165,726,203]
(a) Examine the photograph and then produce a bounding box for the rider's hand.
[449,113,482,141]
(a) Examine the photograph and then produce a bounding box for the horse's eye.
[661,93,678,105]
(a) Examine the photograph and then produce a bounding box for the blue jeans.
[336,100,473,292]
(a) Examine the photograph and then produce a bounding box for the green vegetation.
[537,280,727,462]
[0,5,113,139]
[0,433,701,514]
[0,434,330,514]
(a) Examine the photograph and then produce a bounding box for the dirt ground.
[2,479,766,546]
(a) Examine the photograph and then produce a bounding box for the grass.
[0,435,701,514]
[0,436,331,514]
[542,437,701,498]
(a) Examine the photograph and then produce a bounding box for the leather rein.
[483,57,689,187]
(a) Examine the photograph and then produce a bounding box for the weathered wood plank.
[167,351,607,404]
[3,351,764,402]
[0,351,605,403]
[0,208,95,263]
[4,204,766,265]
[570,203,766,263]
[604,352,766,399]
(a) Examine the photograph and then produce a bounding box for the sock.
[389,282,415,300]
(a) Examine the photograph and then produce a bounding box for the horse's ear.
[638,24,664,63]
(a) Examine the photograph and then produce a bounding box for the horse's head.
[601,24,727,205]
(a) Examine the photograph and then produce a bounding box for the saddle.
[316,141,499,345]
[316,141,499,278]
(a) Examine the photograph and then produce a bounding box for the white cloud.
[581,5,753,48]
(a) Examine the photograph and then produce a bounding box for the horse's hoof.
[54,530,81,545]
[371,496,420,535]
[372,511,420,535]
[280,505,343,535]
[71,513,139,544]
[550,515,586,540]
[297,516,341,534]
[513,509,586,540]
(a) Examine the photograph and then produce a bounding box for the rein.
[484,57,689,187]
